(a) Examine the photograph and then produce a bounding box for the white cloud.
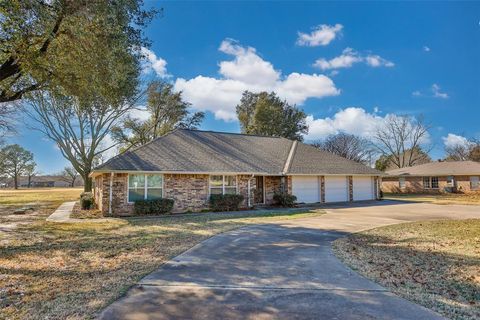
[365,54,395,67]
[305,107,386,140]
[412,84,449,99]
[174,39,340,121]
[218,39,279,87]
[423,46,431,52]
[313,48,394,70]
[128,105,150,121]
[431,83,449,99]
[305,108,431,145]
[140,47,169,78]
[313,48,362,70]
[296,24,343,47]
[442,133,470,148]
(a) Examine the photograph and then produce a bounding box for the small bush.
[134,198,174,215]
[273,193,297,207]
[379,189,384,199]
[209,194,244,212]
[80,192,94,210]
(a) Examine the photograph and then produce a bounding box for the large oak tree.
[0,0,156,103]
[111,81,204,151]
[236,91,308,141]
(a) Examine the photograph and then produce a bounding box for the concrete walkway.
[46,201,76,222]
[46,201,114,223]
[99,201,480,320]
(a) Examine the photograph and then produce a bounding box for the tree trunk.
[14,176,18,190]
[83,174,92,192]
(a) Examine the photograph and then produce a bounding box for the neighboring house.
[382,161,480,193]
[91,129,383,216]
[0,175,84,188]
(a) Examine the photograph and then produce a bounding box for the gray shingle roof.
[288,142,382,175]
[94,129,382,176]
[386,161,480,176]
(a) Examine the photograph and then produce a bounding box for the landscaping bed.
[333,219,480,320]
[70,202,103,219]
[0,204,323,319]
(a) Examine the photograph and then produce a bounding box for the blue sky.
[10,1,480,174]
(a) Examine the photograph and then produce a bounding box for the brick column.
[374,177,379,199]
[348,176,353,202]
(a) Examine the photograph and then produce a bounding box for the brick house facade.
[94,173,291,216]
[381,175,480,194]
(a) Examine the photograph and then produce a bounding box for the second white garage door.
[292,176,319,203]
[353,176,374,201]
[325,176,348,203]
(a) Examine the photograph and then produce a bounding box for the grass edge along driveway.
[333,219,480,320]
[1,208,323,320]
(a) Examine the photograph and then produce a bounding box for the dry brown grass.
[385,192,480,205]
[0,188,82,240]
[0,206,323,320]
[333,219,480,320]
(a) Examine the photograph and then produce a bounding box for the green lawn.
[333,219,480,320]
[0,195,323,320]
[385,192,480,205]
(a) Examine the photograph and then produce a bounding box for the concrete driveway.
[99,201,480,320]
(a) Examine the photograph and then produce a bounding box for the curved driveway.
[100,201,480,320]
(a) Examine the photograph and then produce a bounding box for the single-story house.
[91,129,383,216]
[382,161,480,193]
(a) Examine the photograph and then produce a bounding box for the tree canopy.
[444,138,480,162]
[236,91,308,141]
[26,91,139,191]
[111,81,204,151]
[312,133,375,164]
[0,0,156,103]
[0,144,36,189]
[373,115,431,169]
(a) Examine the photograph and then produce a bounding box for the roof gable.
[94,129,382,176]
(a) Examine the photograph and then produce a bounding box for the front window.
[423,177,431,188]
[209,175,237,195]
[470,176,479,190]
[128,174,163,202]
[399,177,406,189]
[423,176,439,189]
[431,177,439,189]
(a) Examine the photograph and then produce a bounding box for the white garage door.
[353,176,374,201]
[325,176,348,203]
[292,176,320,203]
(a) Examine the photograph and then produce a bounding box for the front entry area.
[254,176,264,204]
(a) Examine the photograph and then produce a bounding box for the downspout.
[109,172,114,216]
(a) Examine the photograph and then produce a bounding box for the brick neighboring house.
[382,161,480,193]
[91,129,382,216]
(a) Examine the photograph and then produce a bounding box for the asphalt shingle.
[94,129,382,176]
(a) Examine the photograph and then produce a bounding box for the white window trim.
[209,175,238,196]
[127,174,164,203]
[470,176,480,190]
[399,177,406,189]
[423,176,439,189]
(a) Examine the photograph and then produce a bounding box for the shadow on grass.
[334,227,480,320]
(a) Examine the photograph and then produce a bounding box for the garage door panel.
[353,177,374,201]
[325,176,348,203]
[292,176,319,203]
